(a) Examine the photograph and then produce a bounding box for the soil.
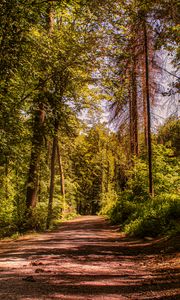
[0,216,179,300]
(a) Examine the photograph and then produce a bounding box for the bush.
[124,194,180,237]
[109,197,137,225]
[102,143,180,238]
[0,195,16,238]
[99,190,119,217]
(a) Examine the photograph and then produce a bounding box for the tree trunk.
[5,156,8,200]
[130,57,139,156]
[142,58,148,147]
[57,143,65,198]
[46,122,58,229]
[144,19,153,196]
[57,143,66,217]
[101,148,105,195]
[26,2,54,210]
[47,2,54,34]
[26,104,45,208]
[129,87,134,155]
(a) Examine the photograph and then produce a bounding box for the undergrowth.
[101,145,180,237]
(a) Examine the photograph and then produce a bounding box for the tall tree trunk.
[46,118,59,228]
[26,1,54,211]
[106,145,110,193]
[142,59,148,147]
[144,19,153,196]
[101,147,105,195]
[46,127,58,229]
[26,1,55,210]
[57,143,66,215]
[46,2,60,228]
[130,56,139,156]
[26,104,45,208]
[57,143,65,197]
[5,156,8,200]
[129,87,134,155]
[38,165,41,203]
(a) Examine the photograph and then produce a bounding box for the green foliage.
[153,150,179,194]
[71,126,122,215]
[0,197,15,237]
[125,194,180,237]
[126,159,150,200]
[99,190,119,216]
[24,204,49,231]
[104,142,180,237]
[108,196,137,226]
[157,117,180,156]
[105,191,180,237]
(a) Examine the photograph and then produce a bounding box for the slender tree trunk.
[46,131,58,229]
[38,165,41,202]
[26,1,54,211]
[46,2,61,228]
[106,160,110,193]
[57,143,65,197]
[129,88,134,155]
[57,143,66,216]
[26,104,45,208]
[101,148,105,194]
[130,57,139,156]
[47,2,54,34]
[46,116,59,229]
[142,59,148,147]
[5,157,8,200]
[144,19,153,196]
[105,145,109,193]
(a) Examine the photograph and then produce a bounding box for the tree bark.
[144,19,153,196]
[57,143,65,197]
[129,87,134,155]
[46,130,58,229]
[130,56,139,156]
[57,143,66,216]
[47,1,54,34]
[26,1,54,210]
[142,58,148,147]
[26,104,45,208]
[5,157,8,201]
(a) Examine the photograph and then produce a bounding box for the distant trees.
[71,125,119,214]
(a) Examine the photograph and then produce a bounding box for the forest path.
[0,216,179,300]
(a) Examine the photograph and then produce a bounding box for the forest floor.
[0,216,179,300]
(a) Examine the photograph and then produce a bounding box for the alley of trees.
[0,0,179,238]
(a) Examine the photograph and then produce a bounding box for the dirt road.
[0,216,179,299]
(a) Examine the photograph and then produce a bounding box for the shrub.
[124,194,180,237]
[99,190,118,217]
